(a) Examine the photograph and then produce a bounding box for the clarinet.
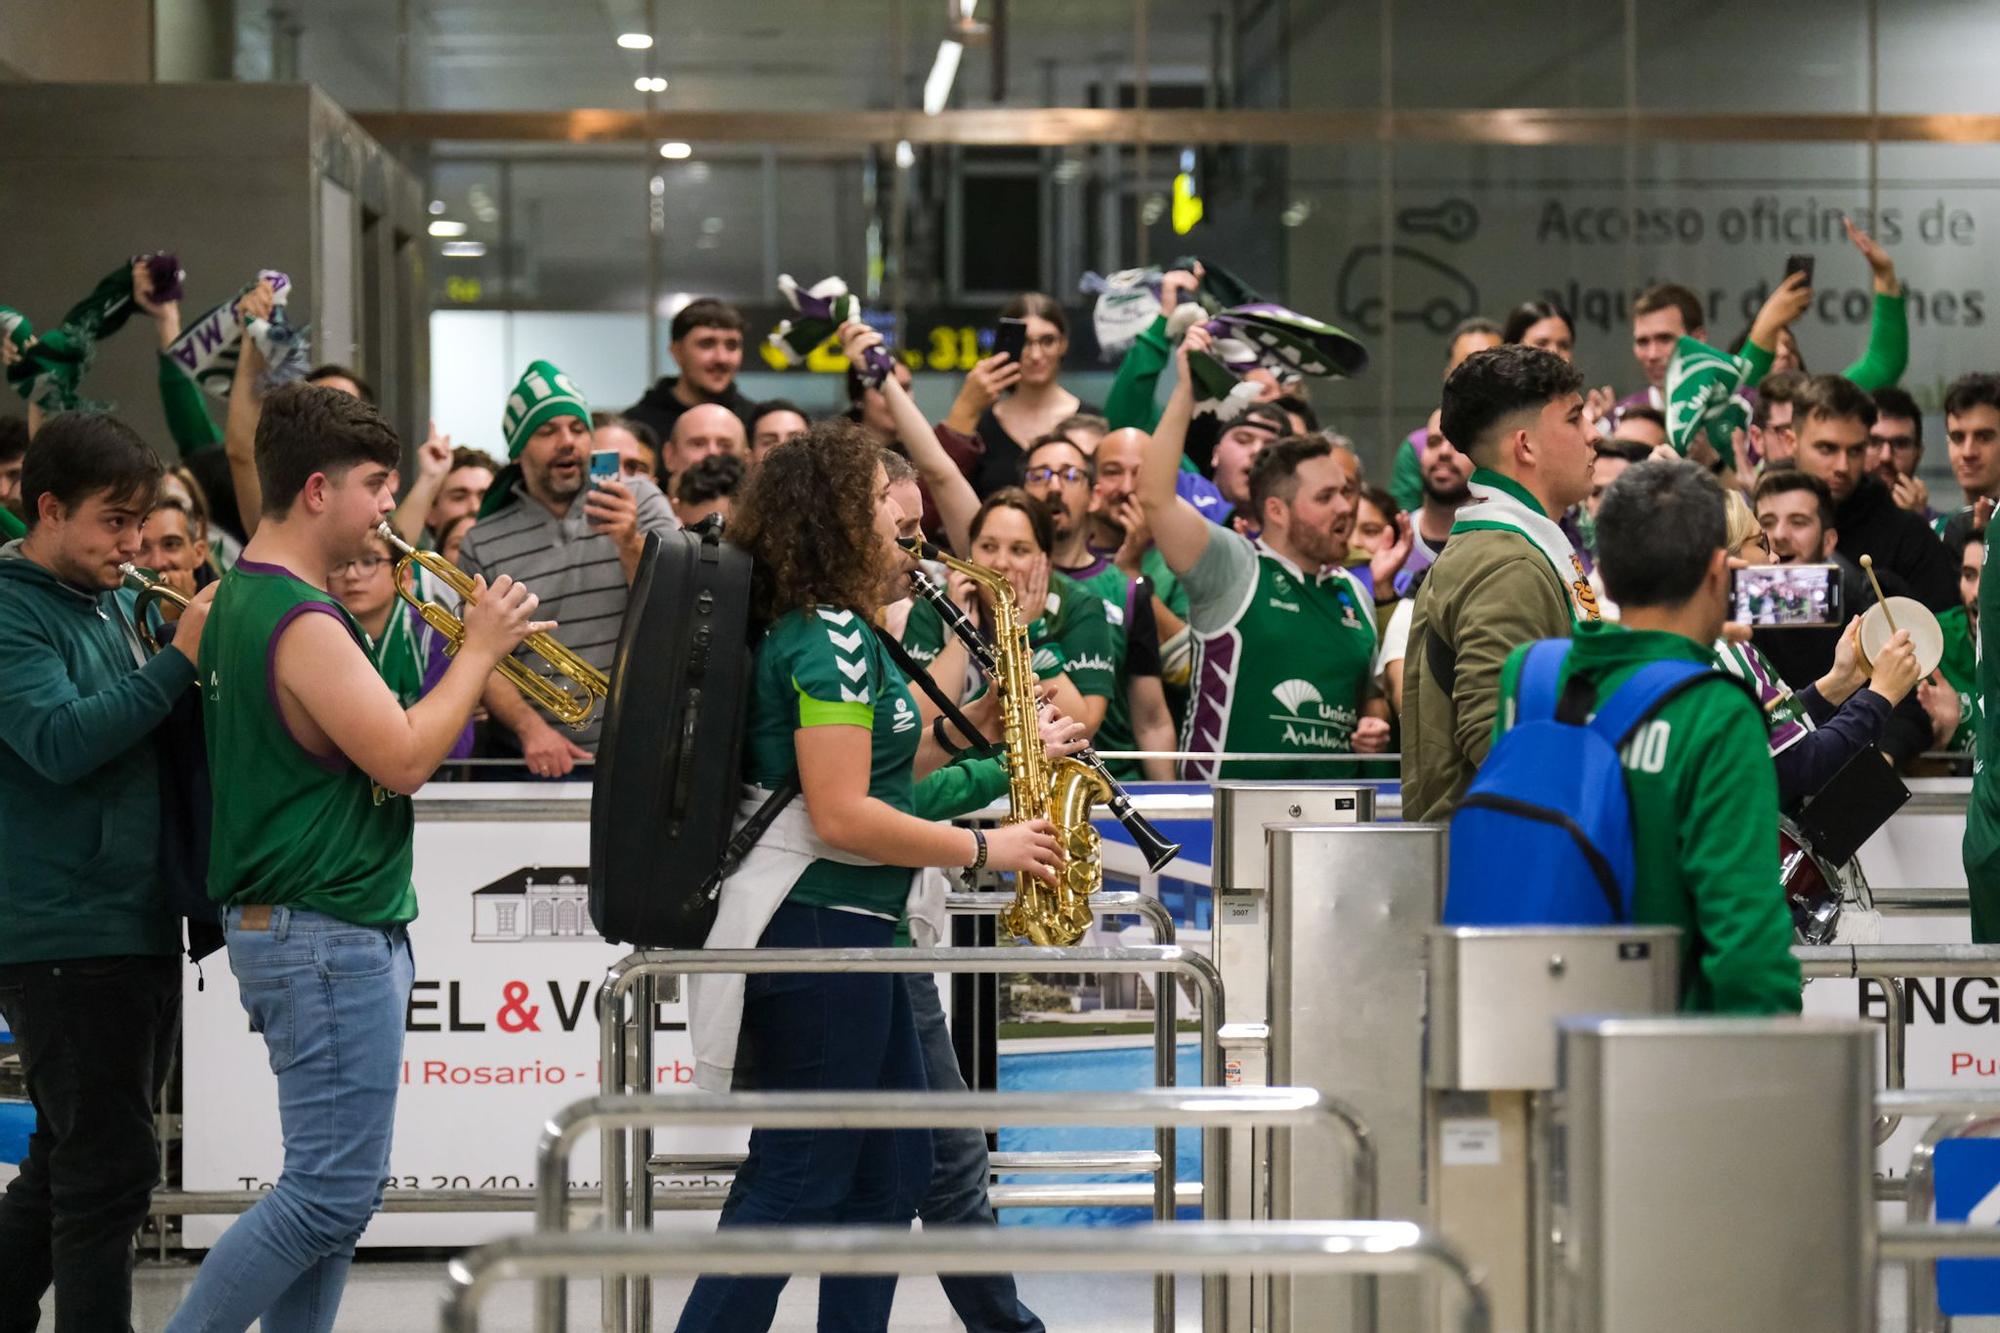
[905,554,1182,873]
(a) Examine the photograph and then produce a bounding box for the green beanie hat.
[502,360,590,460]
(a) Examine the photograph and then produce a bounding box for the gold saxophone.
[918,545,1109,947]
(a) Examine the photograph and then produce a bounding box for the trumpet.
[374,521,609,730]
[119,563,191,656]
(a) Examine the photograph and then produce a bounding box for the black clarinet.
[906,554,1182,873]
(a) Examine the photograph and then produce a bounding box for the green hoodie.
[0,542,195,963]
[1495,622,1802,1015]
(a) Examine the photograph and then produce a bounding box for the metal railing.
[535,1086,1374,1333]
[592,943,1222,1333]
[447,1221,1485,1333]
[1794,945,1926,1143]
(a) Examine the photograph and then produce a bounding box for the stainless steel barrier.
[591,944,1223,1333]
[449,1222,1487,1333]
[535,1087,1374,1333]
[1794,945,1920,1143]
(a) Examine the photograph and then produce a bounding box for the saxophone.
[911,543,1110,947]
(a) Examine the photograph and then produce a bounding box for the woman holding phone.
[941,292,1101,498]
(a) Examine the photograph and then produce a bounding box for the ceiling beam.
[353,106,2000,146]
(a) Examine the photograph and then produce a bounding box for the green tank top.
[1183,545,1377,781]
[201,560,417,924]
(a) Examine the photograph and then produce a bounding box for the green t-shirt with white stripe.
[746,605,920,917]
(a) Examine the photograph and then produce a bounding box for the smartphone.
[1783,253,1816,288]
[991,316,1030,367]
[588,449,621,487]
[1734,562,1842,629]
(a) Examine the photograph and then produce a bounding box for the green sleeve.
[1489,642,1531,747]
[776,611,877,729]
[0,612,195,786]
[1049,584,1117,700]
[1389,433,1425,515]
[1141,547,1188,620]
[1674,696,1803,1015]
[157,354,223,455]
[900,597,947,668]
[1739,338,1775,386]
[915,755,1008,821]
[0,508,24,541]
[1104,315,1170,432]
[1841,290,1908,390]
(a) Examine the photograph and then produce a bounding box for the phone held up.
[1734,562,1842,629]
[990,316,1030,370]
[1783,253,1816,288]
[588,449,621,487]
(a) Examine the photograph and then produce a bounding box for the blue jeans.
[166,907,414,1333]
[675,902,930,1333]
[905,973,1045,1333]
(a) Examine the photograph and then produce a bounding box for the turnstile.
[1548,1017,1874,1333]
[1266,823,1443,1333]
[1210,783,1376,1333]
[1424,928,1680,1333]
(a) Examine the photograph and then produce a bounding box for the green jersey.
[746,605,921,918]
[900,570,1117,699]
[1496,623,1801,1015]
[1939,605,1981,755]
[1179,529,1378,781]
[1968,522,2000,939]
[201,560,416,924]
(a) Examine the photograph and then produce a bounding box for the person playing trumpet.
[165,384,546,1333]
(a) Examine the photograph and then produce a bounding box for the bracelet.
[968,827,988,873]
[933,715,964,757]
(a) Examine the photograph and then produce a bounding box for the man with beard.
[1400,408,1474,590]
[623,298,757,439]
[460,361,678,776]
[1137,326,1388,779]
[1404,345,1602,820]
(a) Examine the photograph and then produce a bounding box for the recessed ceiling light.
[428,220,468,238]
[440,241,487,258]
[659,141,692,160]
[617,32,653,49]
[427,199,446,215]
[633,76,668,92]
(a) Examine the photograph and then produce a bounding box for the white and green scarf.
[1665,335,1751,458]
[1449,468,1601,623]
[161,270,312,400]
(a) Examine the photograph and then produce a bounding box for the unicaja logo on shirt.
[892,695,917,733]
[1267,678,1357,749]
[1067,653,1114,674]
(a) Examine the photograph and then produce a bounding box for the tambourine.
[1857,595,1944,678]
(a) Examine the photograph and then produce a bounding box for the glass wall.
[234,0,2000,493]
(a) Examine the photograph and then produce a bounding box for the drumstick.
[1859,554,1899,635]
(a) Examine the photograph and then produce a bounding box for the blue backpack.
[1444,639,1721,926]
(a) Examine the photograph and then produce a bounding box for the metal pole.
[1882,1223,2000,1262]
[628,972,656,1333]
[450,1222,1486,1333]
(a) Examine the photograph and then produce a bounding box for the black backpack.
[589,520,770,947]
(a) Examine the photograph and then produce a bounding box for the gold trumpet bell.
[372,522,609,730]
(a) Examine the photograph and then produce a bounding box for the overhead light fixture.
[659,141,692,159]
[948,0,987,40]
[633,75,668,92]
[895,139,916,170]
[428,220,468,238]
[427,199,446,215]
[440,241,487,258]
[923,39,963,115]
[616,32,653,49]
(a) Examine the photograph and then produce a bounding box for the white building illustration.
[471,866,599,942]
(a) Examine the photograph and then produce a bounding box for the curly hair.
[732,418,888,620]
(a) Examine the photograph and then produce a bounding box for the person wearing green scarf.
[458,360,677,771]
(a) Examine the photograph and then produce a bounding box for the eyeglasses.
[1025,465,1088,486]
[331,555,389,577]
[1023,333,1062,353]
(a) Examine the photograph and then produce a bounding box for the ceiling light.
[440,241,487,258]
[895,139,916,170]
[428,219,468,238]
[922,39,963,115]
[633,75,667,92]
[616,32,653,49]
[427,199,446,215]
[659,141,692,160]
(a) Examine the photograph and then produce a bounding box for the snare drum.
[1780,817,1873,945]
